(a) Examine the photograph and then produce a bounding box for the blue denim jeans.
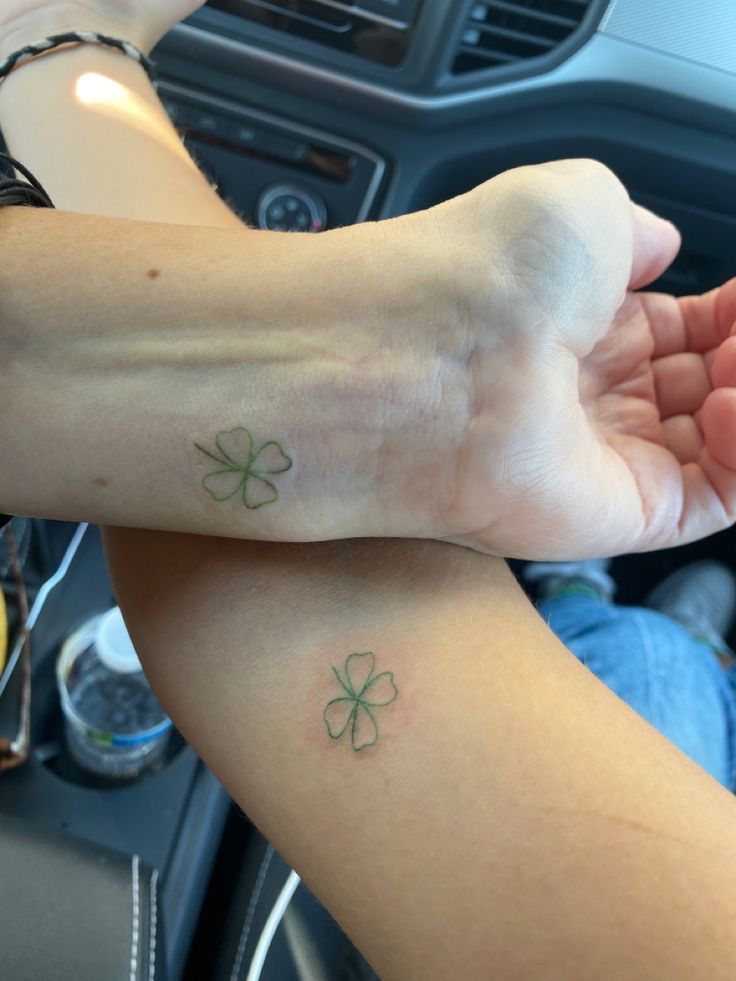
[540,594,736,791]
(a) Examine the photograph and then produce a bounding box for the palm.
[583,279,736,551]
[457,279,736,559]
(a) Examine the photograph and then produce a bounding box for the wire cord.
[245,871,301,981]
[0,153,55,209]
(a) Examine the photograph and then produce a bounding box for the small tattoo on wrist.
[195,426,292,509]
[323,652,398,752]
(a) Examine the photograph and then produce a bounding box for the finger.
[610,430,735,551]
[661,415,704,465]
[669,390,736,543]
[674,453,736,546]
[675,277,736,353]
[701,388,736,471]
[709,335,736,389]
[652,352,711,419]
[641,291,687,358]
[629,203,681,291]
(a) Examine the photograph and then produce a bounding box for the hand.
[2,159,736,560]
[0,1,205,59]
[417,159,736,558]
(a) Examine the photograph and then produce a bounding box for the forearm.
[2,205,427,538]
[0,39,462,541]
[0,33,306,534]
[0,63,449,545]
[106,531,736,981]
[0,42,239,225]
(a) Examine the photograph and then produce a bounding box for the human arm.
[105,531,736,981]
[4,5,736,556]
[0,11,474,545]
[0,204,456,541]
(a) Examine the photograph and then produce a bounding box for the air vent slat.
[452,0,593,76]
[244,0,351,31]
[475,22,557,49]
[458,43,519,63]
[211,0,418,67]
[471,0,577,30]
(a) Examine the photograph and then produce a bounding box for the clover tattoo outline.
[323,652,398,752]
[195,427,293,509]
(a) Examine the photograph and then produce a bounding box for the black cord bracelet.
[0,31,155,85]
[0,153,56,529]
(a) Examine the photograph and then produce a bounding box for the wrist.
[0,4,151,65]
[303,215,481,540]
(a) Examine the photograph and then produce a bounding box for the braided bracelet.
[0,153,57,529]
[0,31,155,85]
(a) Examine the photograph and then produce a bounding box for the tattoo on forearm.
[195,427,292,509]
[323,652,398,752]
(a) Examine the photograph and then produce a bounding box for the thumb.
[629,203,681,290]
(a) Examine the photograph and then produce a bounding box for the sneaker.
[523,559,615,602]
[645,561,736,659]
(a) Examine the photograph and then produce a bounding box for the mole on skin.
[146,268,161,279]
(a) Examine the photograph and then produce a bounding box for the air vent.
[452,0,594,76]
[209,0,421,67]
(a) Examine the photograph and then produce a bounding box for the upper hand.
[418,159,736,558]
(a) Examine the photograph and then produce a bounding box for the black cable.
[0,153,54,209]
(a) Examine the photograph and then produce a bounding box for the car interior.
[1,1,736,978]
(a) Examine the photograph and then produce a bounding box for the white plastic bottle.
[56,607,172,778]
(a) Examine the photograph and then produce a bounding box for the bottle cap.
[95,607,142,674]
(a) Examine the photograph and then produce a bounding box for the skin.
[2,7,736,556]
[5,5,736,980]
[107,532,736,981]
[0,0,204,56]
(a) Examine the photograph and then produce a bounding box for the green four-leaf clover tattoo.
[195,427,292,509]
[323,652,398,752]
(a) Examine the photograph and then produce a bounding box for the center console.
[0,524,230,981]
[159,80,385,230]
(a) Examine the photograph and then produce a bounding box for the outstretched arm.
[106,531,736,981]
[0,8,458,545]
[4,5,736,557]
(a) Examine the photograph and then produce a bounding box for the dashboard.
[154,0,736,298]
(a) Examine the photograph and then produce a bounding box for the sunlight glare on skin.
[74,73,195,166]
